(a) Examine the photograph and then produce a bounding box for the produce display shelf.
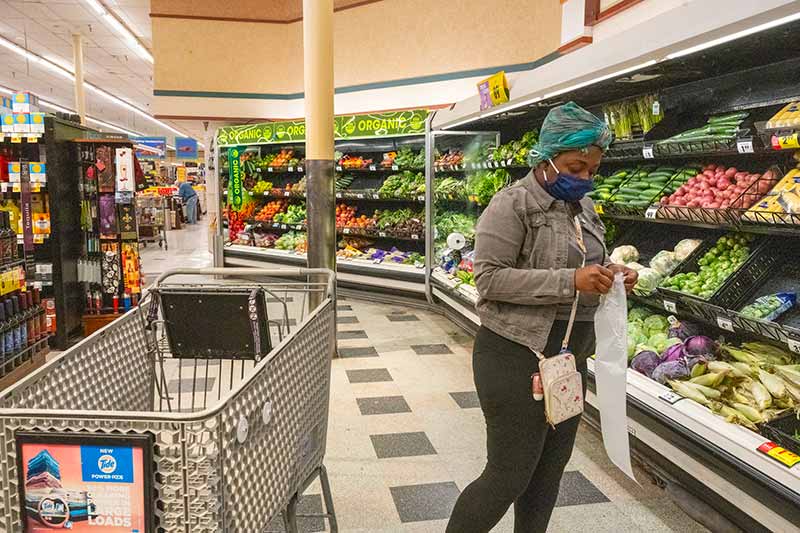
[225,189,426,203]
[431,267,478,307]
[224,243,424,280]
[245,220,425,242]
[433,162,529,172]
[585,360,800,532]
[335,165,423,173]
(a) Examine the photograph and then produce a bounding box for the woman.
[446,102,637,533]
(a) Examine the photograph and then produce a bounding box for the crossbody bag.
[533,216,587,427]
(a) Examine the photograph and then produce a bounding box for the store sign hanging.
[228,147,244,211]
[216,110,428,146]
[478,71,510,111]
[132,137,167,160]
[175,137,199,159]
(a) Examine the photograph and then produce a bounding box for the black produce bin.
[760,412,800,457]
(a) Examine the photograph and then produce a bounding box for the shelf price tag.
[378,231,386,237]
[411,234,420,240]
[757,441,800,468]
[500,160,507,167]
[272,223,279,228]
[663,300,677,313]
[372,193,380,200]
[736,138,754,154]
[336,165,342,171]
[652,100,661,116]
[356,193,365,199]
[642,144,655,159]
[417,195,425,202]
[716,316,735,332]
[342,228,350,234]
[644,206,659,219]
[774,133,800,150]
[283,191,291,197]
[10,135,21,144]
[267,167,274,173]
[368,164,376,171]
[298,166,303,173]
[659,390,683,405]
[507,158,514,167]
[392,164,399,171]
[787,338,800,355]
[280,224,287,229]
[594,204,604,215]
[288,166,295,172]
[335,192,342,198]
[12,184,20,193]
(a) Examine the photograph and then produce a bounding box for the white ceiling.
[0,0,209,142]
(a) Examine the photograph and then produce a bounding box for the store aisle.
[139,217,212,283]
[297,299,710,533]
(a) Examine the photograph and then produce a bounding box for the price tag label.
[758,441,800,467]
[343,228,351,234]
[372,193,380,199]
[33,234,44,244]
[411,234,420,240]
[336,165,342,171]
[303,192,307,197]
[0,183,7,192]
[298,166,303,173]
[284,191,291,197]
[642,144,655,159]
[356,193,365,199]
[248,191,254,196]
[373,258,382,264]
[775,133,800,150]
[267,167,274,173]
[12,184,20,193]
[281,224,287,229]
[507,158,514,167]
[594,204,604,215]
[417,195,425,202]
[272,223,279,228]
[335,192,342,198]
[645,206,659,219]
[663,300,677,313]
[26,135,38,143]
[10,135,21,144]
[737,138,754,154]
[652,100,661,116]
[787,338,800,354]
[263,192,269,196]
[378,231,386,237]
[290,166,298,172]
[392,164,399,171]
[500,160,507,167]
[716,316,735,332]
[365,164,375,171]
[659,390,683,404]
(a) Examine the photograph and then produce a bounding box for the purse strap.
[561,216,586,352]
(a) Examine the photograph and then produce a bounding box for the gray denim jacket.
[474,171,607,351]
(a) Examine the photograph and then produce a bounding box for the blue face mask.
[543,159,594,202]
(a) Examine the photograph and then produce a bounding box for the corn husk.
[682,381,722,399]
[708,361,748,378]
[749,379,772,410]
[690,371,727,388]
[758,369,788,399]
[711,402,759,431]
[669,380,709,405]
[741,342,793,365]
[722,346,761,366]
[783,378,800,402]
[732,402,764,423]
[775,365,800,388]
[731,362,755,378]
[762,408,790,422]
[691,362,707,379]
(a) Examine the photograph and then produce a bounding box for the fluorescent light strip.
[442,96,544,130]
[666,11,800,60]
[82,0,153,63]
[543,59,657,100]
[0,34,201,146]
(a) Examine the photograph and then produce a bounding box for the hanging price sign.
[736,138,754,153]
[773,133,800,150]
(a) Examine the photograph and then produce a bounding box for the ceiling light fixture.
[543,59,657,99]
[0,33,199,145]
[81,0,153,63]
[666,11,800,60]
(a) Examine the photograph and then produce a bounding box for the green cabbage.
[634,267,664,295]
[628,307,650,323]
[644,314,670,336]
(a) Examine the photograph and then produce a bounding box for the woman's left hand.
[608,264,638,294]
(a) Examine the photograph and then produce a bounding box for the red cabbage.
[651,359,690,384]
[661,342,685,363]
[684,335,717,357]
[667,316,701,341]
[631,351,660,378]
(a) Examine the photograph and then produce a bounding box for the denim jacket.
[473,171,607,351]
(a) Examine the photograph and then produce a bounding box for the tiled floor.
[140,219,707,532]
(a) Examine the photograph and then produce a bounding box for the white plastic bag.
[594,273,638,482]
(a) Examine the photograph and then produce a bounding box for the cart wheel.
[158,240,163,248]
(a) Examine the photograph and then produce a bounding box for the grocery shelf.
[431,267,478,307]
[225,189,425,203]
[433,161,529,172]
[224,243,424,282]
[245,220,425,242]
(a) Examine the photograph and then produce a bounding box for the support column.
[303,0,335,310]
[72,34,86,125]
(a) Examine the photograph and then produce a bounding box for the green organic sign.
[216,110,428,146]
[228,147,244,210]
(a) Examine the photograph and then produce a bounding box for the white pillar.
[72,33,86,125]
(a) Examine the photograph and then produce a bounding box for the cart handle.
[152,267,335,299]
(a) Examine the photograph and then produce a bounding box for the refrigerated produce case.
[424,14,800,533]
[217,111,428,296]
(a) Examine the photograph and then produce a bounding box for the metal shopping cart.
[0,267,338,533]
[136,194,169,250]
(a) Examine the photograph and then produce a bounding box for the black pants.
[446,321,594,533]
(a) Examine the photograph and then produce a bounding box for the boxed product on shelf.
[0,97,11,113]
[30,112,45,134]
[29,162,46,183]
[0,114,13,134]
[13,113,30,133]
[12,91,39,113]
[744,167,800,222]
[765,101,800,129]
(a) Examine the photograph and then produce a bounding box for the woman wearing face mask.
[446,102,637,533]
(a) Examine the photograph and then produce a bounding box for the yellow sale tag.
[32,184,40,193]
[26,136,38,143]
[12,184,20,192]
[478,71,510,110]
[33,234,44,244]
[778,133,800,150]
[594,204,604,215]
[10,135,21,144]
[758,441,800,467]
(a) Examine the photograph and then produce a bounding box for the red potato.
[703,170,715,179]
[725,168,737,178]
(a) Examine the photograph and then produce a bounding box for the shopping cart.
[136,194,168,250]
[0,267,338,533]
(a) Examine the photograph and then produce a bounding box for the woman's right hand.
[575,265,614,294]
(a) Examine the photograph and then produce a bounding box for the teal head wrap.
[528,101,614,166]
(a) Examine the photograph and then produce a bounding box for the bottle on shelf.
[0,212,12,265]
[25,290,36,345]
[0,302,6,367]
[5,298,18,362]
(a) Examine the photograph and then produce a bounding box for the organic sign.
[216,110,428,146]
[228,147,244,210]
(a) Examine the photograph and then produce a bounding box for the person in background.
[178,179,199,224]
[446,102,637,533]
